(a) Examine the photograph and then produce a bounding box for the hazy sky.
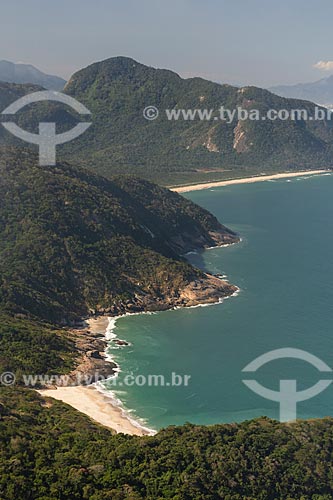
[2,0,333,87]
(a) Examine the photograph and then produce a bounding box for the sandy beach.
[85,316,110,335]
[35,170,330,436]
[38,316,155,436]
[36,275,237,436]
[171,170,330,193]
[38,385,154,436]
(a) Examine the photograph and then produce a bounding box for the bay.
[103,173,333,430]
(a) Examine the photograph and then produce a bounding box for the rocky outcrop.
[179,274,237,306]
[92,271,238,317]
[168,228,239,255]
[56,269,239,388]
[208,229,240,247]
[60,329,118,386]
[233,121,250,153]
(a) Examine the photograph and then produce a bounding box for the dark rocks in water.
[113,339,129,346]
[86,365,117,384]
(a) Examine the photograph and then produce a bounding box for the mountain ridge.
[270,74,333,108]
[1,57,333,185]
[60,56,333,183]
[0,60,66,90]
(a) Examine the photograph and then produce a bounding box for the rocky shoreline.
[36,234,240,435]
[65,322,118,385]
[64,272,238,385]
[84,229,240,318]
[45,233,240,387]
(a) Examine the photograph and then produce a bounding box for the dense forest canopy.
[1,388,333,500]
[0,57,333,185]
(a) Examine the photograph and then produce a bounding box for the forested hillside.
[0,149,237,323]
[1,388,333,500]
[1,58,333,185]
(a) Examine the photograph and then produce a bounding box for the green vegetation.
[0,314,76,378]
[62,57,333,185]
[58,56,333,184]
[1,388,333,499]
[1,57,333,185]
[0,88,331,496]
[0,148,234,323]
[0,81,42,110]
[0,147,235,384]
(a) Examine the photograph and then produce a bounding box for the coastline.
[37,269,240,436]
[38,283,240,436]
[38,316,155,436]
[171,169,330,193]
[36,170,331,435]
[38,385,154,436]
[36,203,242,435]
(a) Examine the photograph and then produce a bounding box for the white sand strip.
[38,385,154,436]
[171,170,330,193]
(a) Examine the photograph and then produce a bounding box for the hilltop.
[62,56,333,184]
[0,57,333,185]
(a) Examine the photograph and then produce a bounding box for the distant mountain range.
[270,75,333,108]
[0,60,66,90]
[1,57,333,185]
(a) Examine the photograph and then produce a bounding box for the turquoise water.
[104,173,333,430]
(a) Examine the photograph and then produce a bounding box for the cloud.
[313,60,333,71]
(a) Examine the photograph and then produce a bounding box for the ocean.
[102,173,333,431]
